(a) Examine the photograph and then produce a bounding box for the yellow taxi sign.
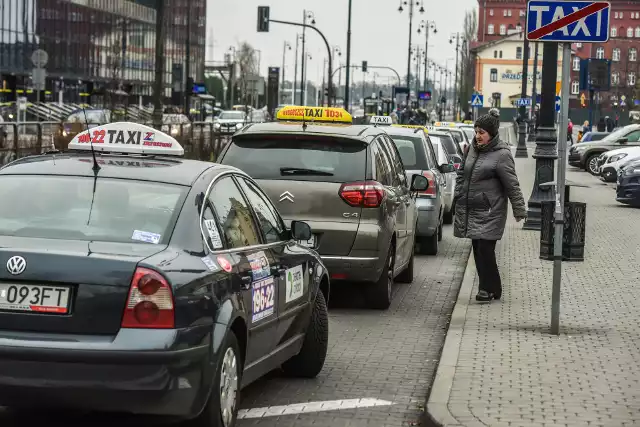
[463,120,474,125]
[276,106,352,124]
[391,124,428,133]
[434,121,456,127]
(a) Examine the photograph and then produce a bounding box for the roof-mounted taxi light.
[68,122,185,156]
[369,116,393,126]
[434,121,456,128]
[276,106,352,124]
[392,124,428,133]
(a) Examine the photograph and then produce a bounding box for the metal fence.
[0,121,230,166]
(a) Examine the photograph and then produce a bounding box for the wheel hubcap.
[219,347,238,427]
[589,158,598,174]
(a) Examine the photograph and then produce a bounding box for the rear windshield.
[0,176,187,244]
[386,135,428,169]
[219,112,245,120]
[223,136,367,183]
[430,134,462,157]
[447,130,464,144]
[461,128,475,141]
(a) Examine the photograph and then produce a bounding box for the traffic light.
[257,6,270,32]
[362,61,368,72]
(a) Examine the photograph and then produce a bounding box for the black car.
[0,122,330,426]
[616,159,640,207]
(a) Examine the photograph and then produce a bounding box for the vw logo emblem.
[6,256,26,276]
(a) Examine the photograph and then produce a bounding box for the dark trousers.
[471,239,502,296]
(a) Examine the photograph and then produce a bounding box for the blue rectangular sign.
[526,1,611,43]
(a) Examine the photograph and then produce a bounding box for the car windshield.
[430,134,462,157]
[0,176,187,244]
[386,135,428,169]
[603,127,632,142]
[222,136,367,183]
[219,112,245,120]
[250,112,265,121]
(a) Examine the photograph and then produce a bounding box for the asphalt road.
[0,225,471,427]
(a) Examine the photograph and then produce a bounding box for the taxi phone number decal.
[252,276,275,323]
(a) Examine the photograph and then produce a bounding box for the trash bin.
[539,200,586,262]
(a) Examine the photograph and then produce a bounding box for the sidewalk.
[427,153,640,427]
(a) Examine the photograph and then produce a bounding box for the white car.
[597,146,640,182]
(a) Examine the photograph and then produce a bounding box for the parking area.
[0,225,470,427]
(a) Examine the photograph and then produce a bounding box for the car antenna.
[81,105,100,226]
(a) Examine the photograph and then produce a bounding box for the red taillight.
[339,181,385,208]
[121,267,175,329]
[419,171,437,198]
[453,163,461,170]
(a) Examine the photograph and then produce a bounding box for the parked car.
[426,131,462,224]
[596,146,640,182]
[568,124,640,174]
[580,131,609,142]
[384,126,453,253]
[616,158,640,207]
[435,126,469,153]
[217,107,429,309]
[214,110,247,134]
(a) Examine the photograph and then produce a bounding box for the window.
[489,9,494,16]
[516,47,523,60]
[385,135,429,170]
[573,56,581,70]
[210,177,260,249]
[612,71,620,85]
[236,178,286,244]
[379,136,406,186]
[494,50,498,58]
[631,48,637,62]
[508,9,512,16]
[636,27,640,37]
[611,27,618,37]
[499,50,503,58]
[613,48,621,61]
[596,47,605,59]
[628,27,634,38]
[371,141,393,186]
[488,24,494,34]
[620,12,624,19]
[625,130,640,142]
[503,9,507,17]
[576,42,583,48]
[500,24,506,35]
[490,68,498,82]
[571,80,579,95]
[630,72,637,86]
[519,10,525,17]
[615,12,619,19]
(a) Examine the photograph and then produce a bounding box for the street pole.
[423,25,430,91]
[551,42,571,336]
[184,5,191,116]
[406,2,414,88]
[152,0,166,128]
[344,0,352,111]
[523,41,559,231]
[515,35,530,158]
[300,10,307,105]
[528,41,540,142]
[453,34,460,120]
[281,41,288,104]
[293,35,299,104]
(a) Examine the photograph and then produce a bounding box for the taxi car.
[434,121,470,153]
[217,107,429,309]
[0,122,330,426]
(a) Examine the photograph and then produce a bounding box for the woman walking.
[453,109,527,303]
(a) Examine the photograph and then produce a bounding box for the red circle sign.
[217,256,233,273]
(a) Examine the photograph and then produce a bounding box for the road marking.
[237,398,396,419]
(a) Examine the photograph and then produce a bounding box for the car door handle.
[240,275,252,290]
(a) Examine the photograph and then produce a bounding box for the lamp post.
[528,41,540,142]
[411,46,424,97]
[418,19,437,92]
[300,10,316,105]
[398,0,425,88]
[515,30,530,158]
[303,52,312,105]
[450,33,464,120]
[228,46,236,107]
[293,34,302,105]
[344,0,353,111]
[281,41,292,104]
[332,46,342,106]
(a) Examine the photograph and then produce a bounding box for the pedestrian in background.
[453,108,527,303]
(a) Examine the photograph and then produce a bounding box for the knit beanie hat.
[475,108,500,137]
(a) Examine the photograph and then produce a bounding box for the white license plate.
[297,235,317,248]
[0,283,71,314]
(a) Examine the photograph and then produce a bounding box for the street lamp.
[332,46,342,105]
[411,46,425,97]
[398,0,425,88]
[300,10,316,105]
[449,33,465,120]
[281,41,292,104]
[418,19,437,92]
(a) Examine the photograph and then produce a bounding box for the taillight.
[453,163,461,170]
[419,171,437,198]
[121,267,175,329]
[339,181,385,208]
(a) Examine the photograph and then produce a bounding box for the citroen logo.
[6,256,26,276]
[279,191,295,203]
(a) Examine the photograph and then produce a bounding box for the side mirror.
[291,220,312,241]
[410,174,429,191]
[618,137,628,144]
[439,163,455,173]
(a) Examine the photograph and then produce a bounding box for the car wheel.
[367,244,394,309]
[586,154,601,175]
[443,209,453,225]
[188,332,241,427]
[419,231,439,256]
[602,169,617,182]
[437,221,443,241]
[281,291,329,378]
[396,238,415,284]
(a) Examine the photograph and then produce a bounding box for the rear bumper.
[616,180,640,206]
[0,328,210,417]
[568,152,584,168]
[321,255,382,283]
[415,197,439,237]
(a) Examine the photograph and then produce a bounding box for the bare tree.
[105,34,124,119]
[460,10,478,117]
[235,42,259,111]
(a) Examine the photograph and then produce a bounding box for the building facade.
[476,0,640,110]
[0,0,205,106]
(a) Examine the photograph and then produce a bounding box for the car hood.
[215,119,245,124]
[604,146,640,157]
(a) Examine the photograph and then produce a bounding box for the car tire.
[437,221,443,242]
[586,154,601,175]
[367,244,394,310]
[602,169,617,182]
[443,209,454,224]
[396,239,415,284]
[420,232,439,256]
[281,291,329,378]
[188,331,241,427]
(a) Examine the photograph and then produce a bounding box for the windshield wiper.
[280,167,334,176]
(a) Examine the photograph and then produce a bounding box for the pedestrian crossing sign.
[471,94,483,107]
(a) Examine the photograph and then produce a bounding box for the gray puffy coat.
[453,135,527,240]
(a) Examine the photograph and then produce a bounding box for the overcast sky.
[207,0,477,86]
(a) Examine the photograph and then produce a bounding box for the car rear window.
[0,176,187,244]
[385,135,428,169]
[430,134,462,157]
[223,136,367,183]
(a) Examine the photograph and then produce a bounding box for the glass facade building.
[0,0,206,106]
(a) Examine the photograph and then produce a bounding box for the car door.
[234,176,311,348]
[207,175,279,366]
[624,129,640,146]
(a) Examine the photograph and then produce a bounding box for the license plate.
[0,283,71,314]
[297,235,317,248]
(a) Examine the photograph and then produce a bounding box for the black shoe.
[493,292,501,300]
[475,290,494,302]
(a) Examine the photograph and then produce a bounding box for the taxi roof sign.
[434,121,456,128]
[370,116,393,126]
[391,124,428,133]
[276,106,352,124]
[68,122,184,156]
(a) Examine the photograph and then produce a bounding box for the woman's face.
[474,127,491,145]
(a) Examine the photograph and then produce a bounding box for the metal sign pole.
[551,42,571,335]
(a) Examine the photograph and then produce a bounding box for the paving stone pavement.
[427,150,640,427]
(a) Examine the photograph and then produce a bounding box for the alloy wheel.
[219,347,238,427]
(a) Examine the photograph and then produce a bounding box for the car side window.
[424,136,440,166]
[200,199,226,250]
[372,140,393,186]
[208,176,261,249]
[378,136,402,186]
[626,130,640,142]
[236,177,287,244]
[382,135,405,173]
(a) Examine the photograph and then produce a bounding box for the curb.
[424,247,476,427]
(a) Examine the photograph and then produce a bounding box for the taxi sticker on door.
[285,265,304,303]
[248,251,270,280]
[252,276,275,323]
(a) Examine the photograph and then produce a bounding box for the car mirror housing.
[439,163,455,173]
[291,220,312,241]
[410,174,429,191]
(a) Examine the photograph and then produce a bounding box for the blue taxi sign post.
[470,94,483,121]
[526,1,611,43]
[515,98,532,107]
